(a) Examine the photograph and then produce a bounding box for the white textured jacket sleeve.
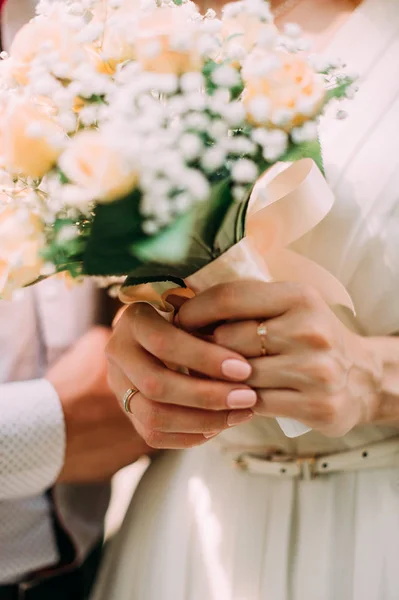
[0,379,65,500]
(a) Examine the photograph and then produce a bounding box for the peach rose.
[0,202,45,299]
[0,100,63,179]
[242,50,325,131]
[9,15,81,85]
[135,5,202,75]
[59,131,137,203]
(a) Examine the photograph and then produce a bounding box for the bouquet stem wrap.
[120,159,354,438]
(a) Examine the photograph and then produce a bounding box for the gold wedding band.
[256,321,269,356]
[123,388,139,414]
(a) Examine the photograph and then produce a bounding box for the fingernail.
[221,359,251,381]
[227,389,257,409]
[204,431,220,439]
[174,313,180,328]
[227,409,254,427]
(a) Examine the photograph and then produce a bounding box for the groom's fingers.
[178,281,321,331]
[122,302,252,382]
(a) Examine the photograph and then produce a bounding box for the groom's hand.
[106,304,256,449]
[46,326,151,483]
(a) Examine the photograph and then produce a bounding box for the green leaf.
[131,208,198,265]
[213,190,250,255]
[83,189,145,275]
[282,138,324,173]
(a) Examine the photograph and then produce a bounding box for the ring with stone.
[256,321,269,356]
[123,387,139,414]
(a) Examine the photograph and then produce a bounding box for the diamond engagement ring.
[256,321,269,356]
[123,388,139,414]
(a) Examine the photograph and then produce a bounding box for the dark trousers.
[0,541,103,600]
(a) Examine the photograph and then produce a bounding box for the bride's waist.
[216,416,399,457]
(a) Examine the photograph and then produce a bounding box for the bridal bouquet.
[0,0,354,434]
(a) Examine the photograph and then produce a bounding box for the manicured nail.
[227,410,254,427]
[204,431,220,439]
[221,359,251,381]
[227,389,257,409]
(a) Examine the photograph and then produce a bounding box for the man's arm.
[1,327,151,501]
[0,379,65,500]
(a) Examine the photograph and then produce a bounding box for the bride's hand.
[178,281,383,437]
[106,303,255,449]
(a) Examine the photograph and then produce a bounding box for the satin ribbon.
[120,159,354,438]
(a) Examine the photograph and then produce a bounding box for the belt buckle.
[296,456,317,481]
[270,452,317,481]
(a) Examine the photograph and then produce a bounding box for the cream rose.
[221,13,278,54]
[0,202,45,299]
[89,0,140,74]
[9,14,81,85]
[59,131,137,203]
[135,5,202,75]
[242,50,325,131]
[0,100,63,179]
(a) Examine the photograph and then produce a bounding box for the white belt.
[224,437,399,481]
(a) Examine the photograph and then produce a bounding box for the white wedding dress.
[93,1,399,598]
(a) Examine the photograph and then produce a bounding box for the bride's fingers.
[107,344,257,411]
[125,303,252,382]
[133,419,210,449]
[255,389,314,424]
[178,281,318,331]
[245,355,308,390]
[132,395,253,435]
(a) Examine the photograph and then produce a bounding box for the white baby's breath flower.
[222,101,245,126]
[271,108,294,127]
[79,104,99,126]
[173,192,192,213]
[228,136,256,155]
[179,133,203,161]
[283,23,302,38]
[232,185,247,202]
[41,262,57,276]
[211,64,241,88]
[291,121,318,143]
[57,224,78,243]
[197,34,220,57]
[201,146,227,172]
[182,169,210,200]
[185,92,207,112]
[180,72,205,93]
[201,17,222,35]
[60,185,94,210]
[231,158,258,183]
[184,112,211,131]
[77,21,104,44]
[260,129,288,162]
[209,119,228,140]
[57,111,77,132]
[142,219,160,235]
[247,96,270,123]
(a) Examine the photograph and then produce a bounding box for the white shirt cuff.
[0,379,65,500]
